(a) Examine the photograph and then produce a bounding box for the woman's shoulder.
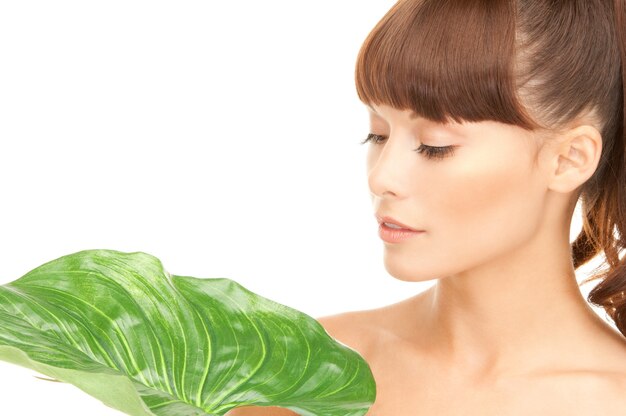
[315,308,381,358]
[316,290,430,358]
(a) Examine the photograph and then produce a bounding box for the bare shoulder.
[569,370,626,413]
[594,366,626,408]
[524,339,626,413]
[316,311,375,351]
[318,288,433,341]
[586,336,626,407]
[315,305,398,360]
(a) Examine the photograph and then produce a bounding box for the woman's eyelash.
[360,133,389,146]
[360,133,456,160]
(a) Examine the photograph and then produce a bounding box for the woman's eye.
[360,133,456,160]
[414,144,456,160]
[360,133,387,145]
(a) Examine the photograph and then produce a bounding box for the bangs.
[355,0,539,129]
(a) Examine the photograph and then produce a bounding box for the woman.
[230,0,626,414]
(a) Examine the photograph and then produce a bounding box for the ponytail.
[575,0,626,335]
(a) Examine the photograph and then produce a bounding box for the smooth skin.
[227,104,626,415]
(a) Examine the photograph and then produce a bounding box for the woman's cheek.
[435,153,543,258]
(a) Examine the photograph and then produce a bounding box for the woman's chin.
[382,258,441,283]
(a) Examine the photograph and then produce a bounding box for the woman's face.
[366,103,550,282]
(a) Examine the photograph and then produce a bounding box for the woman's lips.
[378,222,425,243]
[375,214,424,232]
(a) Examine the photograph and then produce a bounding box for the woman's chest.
[366,374,609,415]
[362,346,612,416]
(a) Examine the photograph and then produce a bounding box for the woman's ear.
[544,124,602,194]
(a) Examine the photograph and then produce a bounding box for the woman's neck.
[418,221,616,380]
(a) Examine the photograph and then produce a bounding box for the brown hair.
[355,0,626,334]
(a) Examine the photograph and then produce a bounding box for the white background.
[0,1,609,414]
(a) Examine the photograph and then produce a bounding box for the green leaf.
[0,249,376,415]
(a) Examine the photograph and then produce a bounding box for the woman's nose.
[367,136,411,200]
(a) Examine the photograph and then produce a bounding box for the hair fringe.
[354,0,539,128]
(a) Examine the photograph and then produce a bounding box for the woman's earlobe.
[547,124,602,193]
